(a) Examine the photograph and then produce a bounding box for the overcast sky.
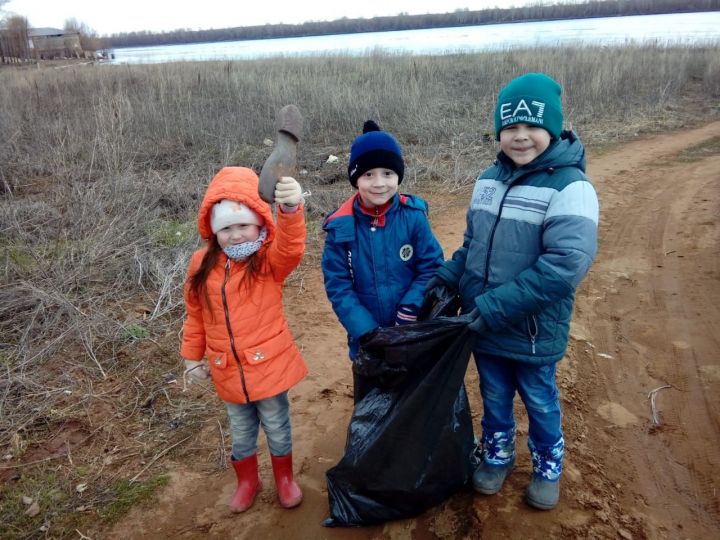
[3,0,538,35]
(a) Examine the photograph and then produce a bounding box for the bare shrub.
[0,42,718,535]
[0,42,717,432]
[701,49,720,97]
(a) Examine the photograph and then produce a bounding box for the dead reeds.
[0,42,718,536]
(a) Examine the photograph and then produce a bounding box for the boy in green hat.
[425,73,599,510]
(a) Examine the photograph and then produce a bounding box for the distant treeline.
[106,0,720,48]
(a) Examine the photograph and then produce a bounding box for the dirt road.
[110,122,720,539]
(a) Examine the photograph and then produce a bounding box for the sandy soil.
[109,122,720,539]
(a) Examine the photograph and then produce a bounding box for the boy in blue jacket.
[426,73,599,510]
[322,120,444,401]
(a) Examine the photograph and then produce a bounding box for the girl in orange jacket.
[180,166,307,513]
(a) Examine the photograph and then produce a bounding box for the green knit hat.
[494,73,563,140]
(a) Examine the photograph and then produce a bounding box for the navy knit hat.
[348,120,405,187]
[494,73,564,140]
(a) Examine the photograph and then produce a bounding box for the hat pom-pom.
[363,120,381,133]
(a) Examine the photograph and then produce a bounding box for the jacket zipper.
[482,188,511,291]
[483,168,540,355]
[371,206,380,229]
[527,315,538,354]
[482,167,537,290]
[367,210,384,323]
[221,258,251,402]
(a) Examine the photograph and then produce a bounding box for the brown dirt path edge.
[109,122,720,539]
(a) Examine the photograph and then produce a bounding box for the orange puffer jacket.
[180,167,307,404]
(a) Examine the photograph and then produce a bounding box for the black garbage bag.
[324,315,477,527]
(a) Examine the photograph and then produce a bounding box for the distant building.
[28,28,82,59]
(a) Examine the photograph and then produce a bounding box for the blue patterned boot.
[472,429,516,495]
[526,437,564,510]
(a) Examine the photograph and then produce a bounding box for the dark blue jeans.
[474,352,562,451]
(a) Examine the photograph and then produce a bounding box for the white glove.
[274,176,302,207]
[183,359,210,383]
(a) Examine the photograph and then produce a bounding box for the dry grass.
[0,43,719,537]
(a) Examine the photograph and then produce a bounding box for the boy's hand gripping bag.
[323,314,477,527]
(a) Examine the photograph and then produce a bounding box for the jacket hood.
[197,167,275,241]
[495,129,586,183]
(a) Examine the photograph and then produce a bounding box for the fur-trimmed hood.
[197,167,275,242]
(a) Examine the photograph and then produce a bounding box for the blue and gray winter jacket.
[437,130,599,365]
[322,193,444,360]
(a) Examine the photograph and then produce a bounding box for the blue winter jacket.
[437,130,599,365]
[322,193,444,360]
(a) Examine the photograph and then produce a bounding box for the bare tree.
[64,17,103,53]
[0,0,10,63]
[1,15,29,63]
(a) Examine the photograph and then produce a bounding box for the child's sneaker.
[525,437,564,510]
[472,429,516,495]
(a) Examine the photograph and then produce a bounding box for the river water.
[109,12,720,64]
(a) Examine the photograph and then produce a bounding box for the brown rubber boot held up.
[258,104,303,204]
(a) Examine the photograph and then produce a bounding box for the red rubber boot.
[229,454,261,513]
[270,453,303,508]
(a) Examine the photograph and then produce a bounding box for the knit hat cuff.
[348,149,405,186]
[210,200,264,233]
[496,100,563,140]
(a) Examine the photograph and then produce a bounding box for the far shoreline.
[105,2,718,49]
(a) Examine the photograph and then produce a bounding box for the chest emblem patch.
[399,244,414,262]
[479,186,496,205]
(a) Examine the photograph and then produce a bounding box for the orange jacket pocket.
[243,329,293,365]
[206,348,228,369]
[206,347,237,384]
[205,346,249,403]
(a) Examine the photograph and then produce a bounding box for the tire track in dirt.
[576,122,720,537]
